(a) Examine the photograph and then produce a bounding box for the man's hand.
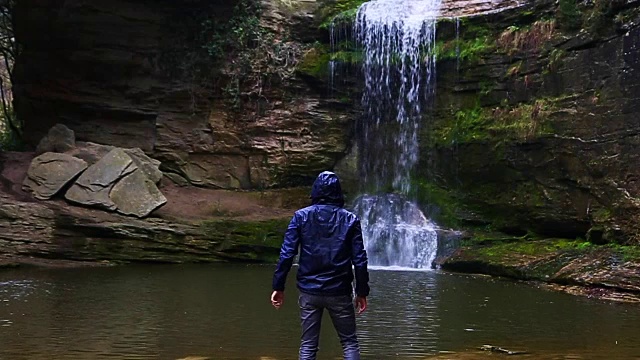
[354,296,367,314]
[271,290,284,309]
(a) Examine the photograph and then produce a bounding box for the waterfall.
[354,194,437,269]
[351,0,442,269]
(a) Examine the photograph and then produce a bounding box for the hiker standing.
[271,171,370,360]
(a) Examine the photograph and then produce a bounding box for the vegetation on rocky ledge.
[417,0,640,247]
[317,0,367,29]
[431,98,557,145]
[201,0,303,111]
[200,218,289,262]
[441,238,640,301]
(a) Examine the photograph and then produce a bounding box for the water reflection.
[1,265,640,359]
[360,270,440,358]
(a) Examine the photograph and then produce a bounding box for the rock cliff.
[13,0,353,189]
[420,0,640,245]
[7,0,640,299]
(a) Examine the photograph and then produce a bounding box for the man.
[271,171,370,360]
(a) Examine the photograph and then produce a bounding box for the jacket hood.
[310,171,344,207]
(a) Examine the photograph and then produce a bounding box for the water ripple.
[0,265,640,359]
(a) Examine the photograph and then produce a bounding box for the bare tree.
[0,0,19,139]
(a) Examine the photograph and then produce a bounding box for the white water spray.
[354,194,438,269]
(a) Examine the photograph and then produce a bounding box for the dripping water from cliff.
[350,0,442,269]
[328,21,355,97]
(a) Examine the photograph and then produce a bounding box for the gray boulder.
[66,143,162,184]
[164,172,190,187]
[66,141,115,165]
[110,170,167,217]
[22,153,88,200]
[123,148,163,184]
[36,124,76,155]
[65,148,137,210]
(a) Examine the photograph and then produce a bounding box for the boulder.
[123,148,163,184]
[164,172,190,187]
[110,170,167,217]
[66,142,115,165]
[65,148,137,210]
[35,124,76,155]
[66,142,162,183]
[22,153,88,200]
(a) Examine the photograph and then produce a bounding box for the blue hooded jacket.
[272,171,370,297]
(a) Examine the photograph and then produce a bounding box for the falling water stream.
[349,0,442,269]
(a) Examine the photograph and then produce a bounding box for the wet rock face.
[13,0,352,189]
[418,1,640,242]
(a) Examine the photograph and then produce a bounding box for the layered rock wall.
[419,0,640,243]
[11,0,640,243]
[13,0,353,189]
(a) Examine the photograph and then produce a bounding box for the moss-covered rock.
[441,239,640,302]
[417,0,640,244]
[317,0,367,29]
[429,99,558,146]
[200,218,290,262]
[297,45,332,79]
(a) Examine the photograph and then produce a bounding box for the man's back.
[272,171,369,298]
[293,204,361,296]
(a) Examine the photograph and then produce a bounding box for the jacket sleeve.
[350,219,370,297]
[272,214,300,291]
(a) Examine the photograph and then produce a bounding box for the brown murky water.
[1,264,640,359]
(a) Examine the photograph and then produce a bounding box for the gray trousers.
[298,293,360,360]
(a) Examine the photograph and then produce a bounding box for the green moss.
[473,239,591,260]
[200,218,290,262]
[592,208,613,223]
[608,244,640,262]
[431,99,556,146]
[331,50,363,64]
[296,45,362,79]
[318,0,367,29]
[457,17,493,38]
[202,0,263,63]
[556,0,614,35]
[297,45,331,78]
[584,0,613,34]
[456,239,640,268]
[444,238,640,290]
[435,36,494,64]
[413,178,547,232]
[414,181,463,227]
[557,0,581,30]
[460,232,532,247]
[452,239,595,280]
[467,181,549,212]
[439,18,497,63]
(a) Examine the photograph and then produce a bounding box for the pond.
[1,264,640,359]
